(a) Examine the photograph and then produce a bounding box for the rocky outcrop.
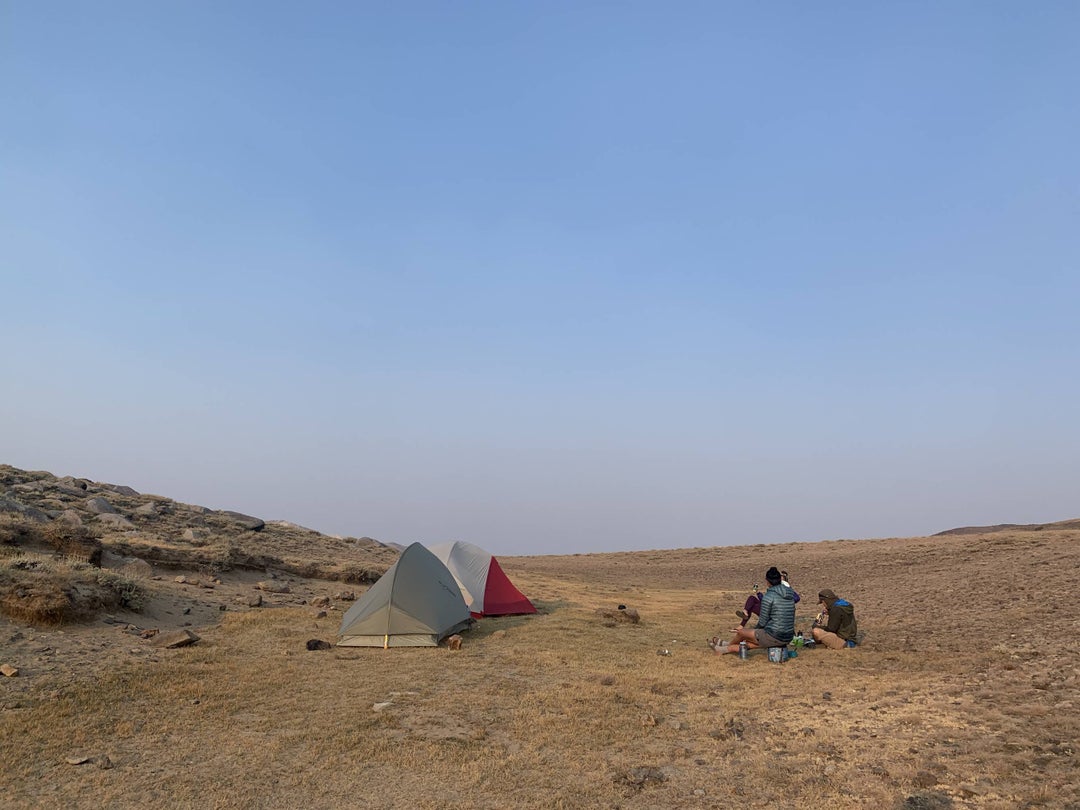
[0,495,50,523]
[220,511,265,532]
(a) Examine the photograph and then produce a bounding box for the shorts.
[753,629,786,648]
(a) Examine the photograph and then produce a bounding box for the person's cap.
[818,589,837,603]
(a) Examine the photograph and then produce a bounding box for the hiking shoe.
[735,610,747,620]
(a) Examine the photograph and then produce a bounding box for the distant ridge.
[934,517,1080,536]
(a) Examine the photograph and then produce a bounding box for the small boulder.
[1,664,19,677]
[153,630,200,649]
[257,581,291,594]
[246,593,263,608]
[311,596,331,608]
[134,503,157,517]
[333,591,356,601]
[306,639,332,651]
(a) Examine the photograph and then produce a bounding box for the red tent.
[427,541,537,617]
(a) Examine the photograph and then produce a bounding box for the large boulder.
[85,497,117,515]
[220,511,265,532]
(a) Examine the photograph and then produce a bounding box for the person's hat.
[818,589,837,603]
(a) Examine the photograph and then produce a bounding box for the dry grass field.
[1,466,1078,808]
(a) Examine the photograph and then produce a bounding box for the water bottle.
[738,641,748,659]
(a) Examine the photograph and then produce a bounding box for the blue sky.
[2,3,1078,555]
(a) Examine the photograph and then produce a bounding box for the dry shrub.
[0,551,145,623]
[40,521,103,565]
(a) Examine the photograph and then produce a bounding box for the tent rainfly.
[337,542,471,648]
[427,541,538,617]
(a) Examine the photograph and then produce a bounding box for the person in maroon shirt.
[736,584,762,626]
[709,584,761,650]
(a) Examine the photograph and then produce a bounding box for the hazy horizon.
[4,4,1078,556]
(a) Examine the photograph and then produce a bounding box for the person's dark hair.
[765,566,782,586]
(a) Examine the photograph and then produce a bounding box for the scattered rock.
[311,596,331,608]
[306,639,332,651]
[65,756,92,766]
[139,629,159,639]
[257,581,291,594]
[600,675,615,686]
[446,635,463,650]
[153,630,200,649]
[333,591,356,601]
[84,496,117,515]
[246,594,263,608]
[620,766,667,788]
[899,792,954,809]
[372,701,392,712]
[134,503,157,517]
[312,610,327,619]
[1,664,19,677]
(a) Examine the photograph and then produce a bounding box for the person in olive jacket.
[811,589,858,649]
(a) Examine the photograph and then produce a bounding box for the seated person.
[718,567,796,654]
[811,589,858,649]
[735,583,762,626]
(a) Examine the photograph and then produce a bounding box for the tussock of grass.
[0,550,145,623]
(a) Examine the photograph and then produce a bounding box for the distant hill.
[934,517,1080,536]
[0,464,399,583]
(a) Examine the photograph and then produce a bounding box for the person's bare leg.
[718,627,758,655]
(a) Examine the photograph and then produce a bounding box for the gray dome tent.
[337,542,472,648]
